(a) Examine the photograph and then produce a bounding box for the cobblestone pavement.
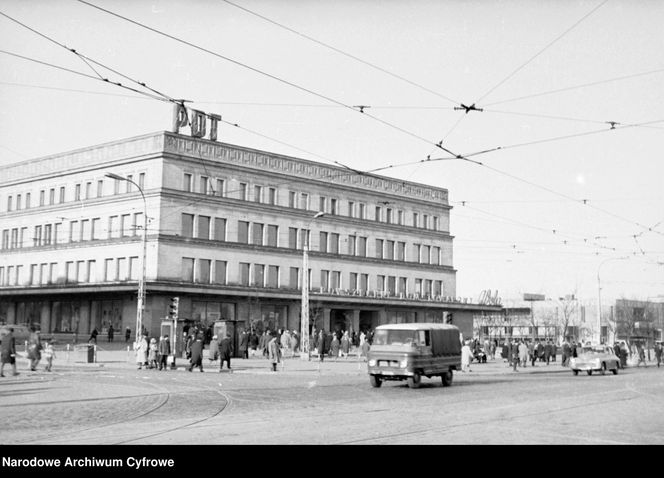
[1,350,662,445]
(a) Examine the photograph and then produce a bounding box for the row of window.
[182,172,443,230]
[181,257,444,296]
[0,256,139,286]
[182,214,445,265]
[1,213,144,250]
[4,173,146,212]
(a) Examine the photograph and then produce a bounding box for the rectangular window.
[375,206,382,222]
[267,224,278,247]
[1,229,8,249]
[88,260,96,282]
[415,279,423,295]
[25,193,31,209]
[386,208,393,223]
[34,225,43,247]
[121,214,131,237]
[348,235,356,255]
[214,218,226,241]
[300,229,310,250]
[319,196,327,213]
[113,179,120,195]
[240,263,250,286]
[70,221,80,243]
[433,216,439,230]
[109,216,119,239]
[289,191,296,208]
[30,264,38,285]
[128,256,139,281]
[267,265,279,288]
[319,231,328,253]
[432,246,440,265]
[299,193,308,210]
[117,257,128,281]
[7,196,12,211]
[331,271,341,289]
[423,214,429,230]
[358,203,366,219]
[239,183,248,200]
[214,260,227,284]
[398,210,404,225]
[197,259,211,283]
[253,264,265,287]
[398,277,407,294]
[377,275,385,291]
[85,182,92,199]
[288,227,298,249]
[200,176,209,194]
[413,212,419,228]
[348,201,355,218]
[375,239,384,259]
[105,259,114,281]
[49,262,57,284]
[97,180,104,198]
[91,218,101,240]
[434,280,443,296]
[40,190,45,206]
[181,257,195,282]
[360,273,368,291]
[422,245,431,264]
[268,187,276,205]
[357,236,367,257]
[216,179,225,197]
[349,272,358,290]
[238,221,249,243]
[76,260,86,282]
[413,244,421,263]
[290,267,299,289]
[181,213,194,238]
[133,213,143,236]
[10,228,18,249]
[424,279,433,297]
[0,267,5,286]
[59,186,65,203]
[387,276,396,295]
[329,233,339,254]
[138,173,145,189]
[184,173,193,192]
[16,194,22,210]
[320,270,330,290]
[7,266,14,285]
[80,219,90,241]
[126,175,133,193]
[40,263,48,285]
[252,223,264,245]
[397,241,406,261]
[49,188,55,205]
[330,198,337,215]
[66,261,75,283]
[254,185,262,203]
[385,240,395,260]
[197,215,210,239]
[54,223,62,244]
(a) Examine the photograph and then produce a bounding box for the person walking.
[340,331,350,359]
[187,335,204,372]
[218,333,233,372]
[28,329,43,372]
[125,326,131,343]
[636,344,647,368]
[280,329,292,358]
[42,341,56,372]
[291,330,299,355]
[135,334,149,370]
[461,341,473,372]
[518,340,529,367]
[268,332,281,371]
[562,340,571,367]
[208,335,220,363]
[148,338,158,369]
[0,327,19,377]
[158,335,171,371]
[544,339,552,365]
[317,329,327,362]
[238,329,249,359]
[248,330,259,358]
[330,333,340,361]
[89,327,99,345]
[511,339,520,372]
[107,324,114,343]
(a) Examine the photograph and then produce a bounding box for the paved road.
[1,352,662,445]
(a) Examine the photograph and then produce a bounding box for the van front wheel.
[441,370,453,387]
[407,372,421,389]
[370,375,382,388]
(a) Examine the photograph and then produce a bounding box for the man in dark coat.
[187,335,204,372]
[219,333,233,372]
[1,327,19,377]
[125,327,131,343]
[248,331,259,358]
[544,340,552,365]
[158,335,171,371]
[89,327,99,344]
[613,342,622,368]
[108,325,114,343]
[238,330,248,359]
[317,330,327,362]
[28,330,43,371]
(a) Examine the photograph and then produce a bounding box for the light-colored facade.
[0,131,500,349]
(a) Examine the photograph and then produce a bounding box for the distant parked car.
[569,345,620,376]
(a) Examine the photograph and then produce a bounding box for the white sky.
[1,0,662,303]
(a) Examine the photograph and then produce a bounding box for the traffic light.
[168,297,179,320]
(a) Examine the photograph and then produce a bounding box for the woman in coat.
[208,335,219,362]
[340,331,350,359]
[0,327,18,377]
[188,335,204,372]
[461,341,473,372]
[330,334,340,361]
[28,330,43,371]
[238,330,249,359]
[268,334,281,371]
[135,334,149,369]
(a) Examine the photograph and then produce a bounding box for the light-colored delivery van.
[367,323,461,389]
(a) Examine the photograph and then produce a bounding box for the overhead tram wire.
[475,0,610,105]
[219,0,460,106]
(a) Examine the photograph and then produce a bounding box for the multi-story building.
[0,131,500,349]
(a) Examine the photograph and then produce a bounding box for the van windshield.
[373,329,420,346]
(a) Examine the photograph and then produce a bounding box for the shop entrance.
[359,310,378,333]
[330,309,353,337]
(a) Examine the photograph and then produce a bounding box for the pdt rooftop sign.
[171,103,221,141]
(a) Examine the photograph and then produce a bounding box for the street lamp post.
[106,173,148,344]
[597,256,628,345]
[301,212,325,360]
